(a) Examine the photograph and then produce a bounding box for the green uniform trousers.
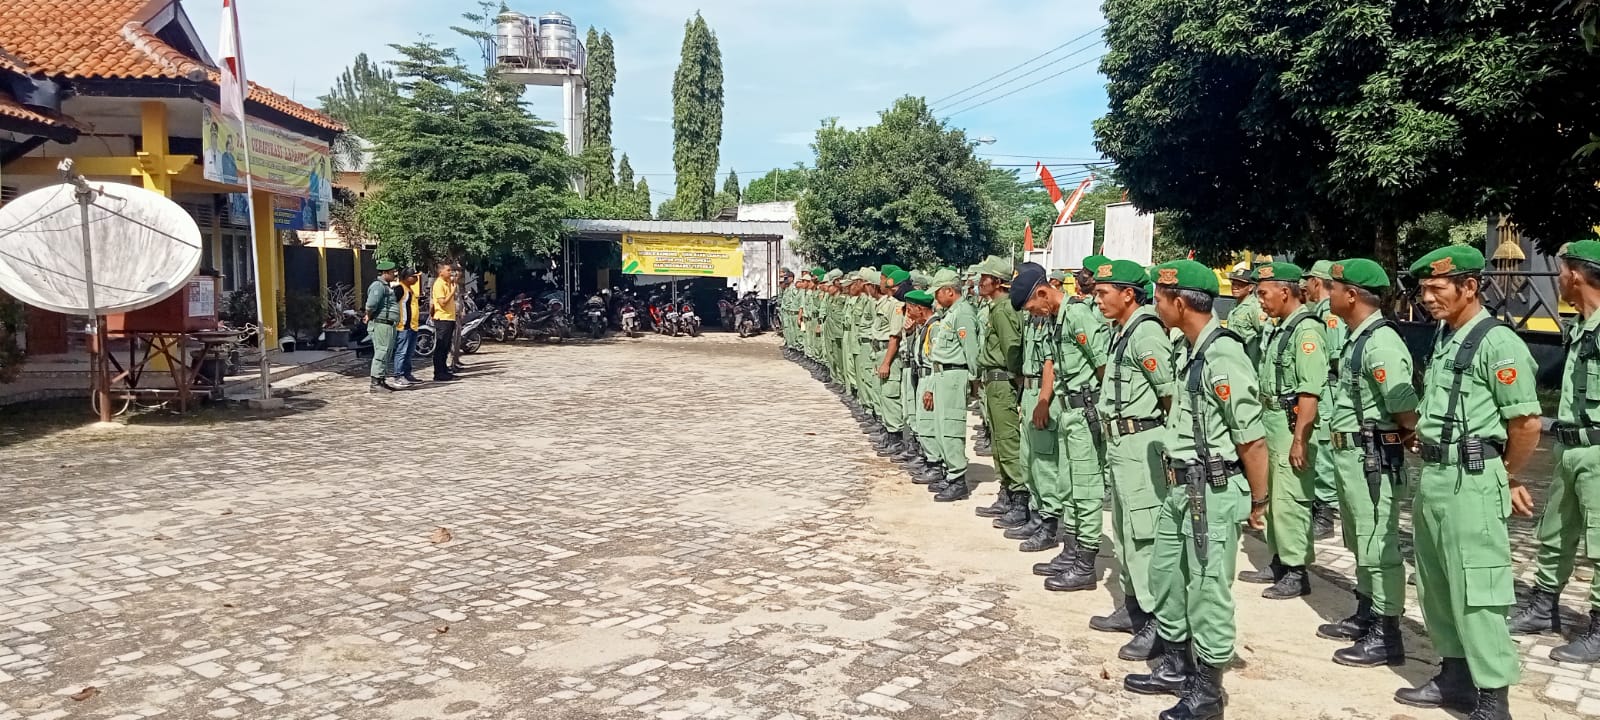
[1530,444,1600,610]
[1058,404,1106,547]
[1020,386,1064,516]
[1414,461,1520,689]
[1107,426,1168,602]
[855,340,881,417]
[369,322,396,379]
[878,352,905,432]
[982,380,1024,490]
[1150,473,1249,667]
[1263,407,1317,567]
[1331,446,1406,616]
[901,366,918,440]
[932,369,970,480]
[915,373,942,464]
[1314,424,1340,506]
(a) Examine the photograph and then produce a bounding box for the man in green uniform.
[1236,262,1325,601]
[365,261,401,393]
[823,271,846,390]
[1305,260,1344,539]
[972,256,1027,520]
[777,270,797,357]
[926,269,980,501]
[900,288,937,473]
[1393,246,1539,720]
[1508,239,1600,663]
[1009,263,1067,550]
[853,269,887,442]
[1014,261,1111,587]
[1087,260,1176,660]
[971,267,996,459]
[910,276,947,484]
[1124,260,1269,720]
[872,267,910,457]
[1316,258,1418,669]
[1048,270,1067,291]
[841,273,864,404]
[1225,264,1265,365]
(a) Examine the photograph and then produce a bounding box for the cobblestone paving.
[0,337,1145,720]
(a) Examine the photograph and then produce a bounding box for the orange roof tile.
[0,0,343,132]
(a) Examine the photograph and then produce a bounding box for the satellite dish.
[0,182,203,316]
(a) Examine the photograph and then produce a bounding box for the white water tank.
[496,12,534,66]
[536,12,584,69]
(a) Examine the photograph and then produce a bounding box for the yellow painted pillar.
[139,102,173,196]
[210,208,224,273]
[353,248,363,294]
[485,271,497,296]
[317,243,328,301]
[252,190,279,348]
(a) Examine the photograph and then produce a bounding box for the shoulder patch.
[1327,317,1339,329]
[1301,341,1317,354]
[1143,357,1159,371]
[1496,367,1517,385]
[1214,383,1232,401]
[1076,332,1088,346]
[1373,368,1387,383]
[958,328,968,339]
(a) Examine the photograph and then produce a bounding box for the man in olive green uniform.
[1225,264,1265,365]
[841,274,864,403]
[871,267,910,457]
[971,268,995,458]
[972,256,1027,520]
[900,289,937,475]
[1088,260,1176,660]
[1509,239,1600,664]
[1316,258,1418,669]
[1237,262,1325,601]
[1394,246,1539,720]
[1010,264,1067,549]
[910,278,947,483]
[852,269,884,434]
[777,270,797,356]
[365,261,401,393]
[823,271,846,389]
[1305,260,1344,539]
[1124,261,1269,720]
[926,269,980,501]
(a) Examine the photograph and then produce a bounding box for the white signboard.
[1024,249,1049,268]
[1103,202,1155,265]
[187,279,216,318]
[1048,221,1095,269]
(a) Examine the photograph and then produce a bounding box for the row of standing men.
[772,241,1600,720]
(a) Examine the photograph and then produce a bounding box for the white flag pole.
[220,0,273,401]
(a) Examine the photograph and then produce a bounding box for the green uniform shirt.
[930,298,980,375]
[824,294,843,338]
[1054,299,1109,392]
[1165,319,1267,462]
[1329,312,1419,432]
[1560,311,1600,427]
[366,279,399,323]
[978,297,1024,373]
[1227,293,1267,364]
[1416,309,1541,445]
[1098,306,1177,421]
[1257,305,1328,400]
[1022,314,1053,377]
[871,294,904,342]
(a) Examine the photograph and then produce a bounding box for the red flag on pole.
[218,0,248,121]
[1060,175,1095,223]
[1023,221,1035,252]
[1036,163,1068,218]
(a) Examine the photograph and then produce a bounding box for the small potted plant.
[321,284,357,349]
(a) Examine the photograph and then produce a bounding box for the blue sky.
[187,0,1110,200]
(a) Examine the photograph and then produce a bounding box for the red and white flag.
[1023,221,1035,252]
[1060,175,1095,223]
[218,0,248,121]
[1036,162,1068,218]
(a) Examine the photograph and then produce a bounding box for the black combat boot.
[912,462,943,485]
[993,495,1032,529]
[974,436,993,457]
[1312,500,1337,540]
[876,436,905,457]
[1466,687,1510,720]
[1032,532,1080,576]
[893,434,922,462]
[1333,615,1405,667]
[1091,595,1147,634]
[1317,592,1375,641]
[1045,547,1099,593]
[1018,515,1062,552]
[1237,554,1284,584]
[1262,565,1311,599]
[1394,657,1478,712]
[933,475,971,502]
[1552,610,1600,663]
[977,486,1018,518]
[1124,638,1193,697]
[1160,660,1226,720]
[1003,509,1044,539]
[1119,616,1162,661]
[1507,586,1562,635]
[369,377,394,393]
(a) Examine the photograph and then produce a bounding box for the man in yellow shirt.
[431,262,458,382]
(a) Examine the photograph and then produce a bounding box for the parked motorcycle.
[617,291,642,338]
[734,291,762,338]
[515,290,572,342]
[677,299,702,337]
[648,289,670,334]
[716,288,739,333]
[580,292,608,339]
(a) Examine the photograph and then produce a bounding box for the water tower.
[494,11,588,167]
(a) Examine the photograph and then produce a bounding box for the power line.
[943,54,1106,118]
[928,25,1107,109]
[980,153,1109,162]
[933,40,1104,114]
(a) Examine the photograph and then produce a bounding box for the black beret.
[1009,262,1047,311]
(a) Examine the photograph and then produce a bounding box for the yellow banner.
[621,233,745,277]
[202,101,333,203]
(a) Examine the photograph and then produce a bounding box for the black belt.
[1331,430,1404,450]
[872,340,889,350]
[1021,375,1043,389]
[1063,387,1098,409]
[932,362,964,374]
[979,369,1015,382]
[917,367,933,378]
[1419,439,1503,465]
[1556,424,1600,448]
[1164,457,1244,487]
[1106,417,1162,437]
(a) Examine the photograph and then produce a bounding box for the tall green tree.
[635,178,653,218]
[797,97,998,269]
[582,28,617,198]
[744,165,810,203]
[617,153,636,197]
[723,170,741,204]
[358,37,574,267]
[669,14,724,220]
[318,52,398,169]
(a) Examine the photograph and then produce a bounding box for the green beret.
[975,255,1014,280]
[810,266,827,280]
[888,268,911,284]
[1306,260,1334,280]
[1329,258,1391,291]
[1152,259,1220,296]
[1409,245,1485,278]
[1048,270,1067,282]
[881,264,904,277]
[1081,254,1111,272]
[931,268,962,289]
[904,289,935,308]
[1560,240,1600,267]
[1093,259,1148,287]
[375,260,397,272]
[1251,262,1304,284]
